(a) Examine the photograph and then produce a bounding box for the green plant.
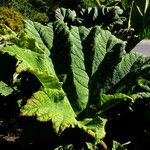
[101,0,120,5]
[121,0,150,37]
[77,5,125,29]
[8,0,39,19]
[0,0,50,24]
[0,7,150,149]
[32,12,49,24]
[0,0,12,6]
[0,7,24,32]
[80,0,100,8]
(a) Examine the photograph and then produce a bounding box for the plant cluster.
[0,0,50,24]
[0,7,24,32]
[0,1,150,150]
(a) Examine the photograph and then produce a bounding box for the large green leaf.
[0,19,107,142]
[52,8,150,117]
[21,88,106,141]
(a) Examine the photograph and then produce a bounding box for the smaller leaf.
[0,81,13,96]
[98,93,132,113]
[79,116,107,142]
[137,78,150,91]
[131,92,150,100]
[112,140,128,150]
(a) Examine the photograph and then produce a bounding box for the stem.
[96,0,100,7]
[128,0,134,29]
[143,0,150,30]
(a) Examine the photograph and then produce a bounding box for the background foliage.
[0,7,24,32]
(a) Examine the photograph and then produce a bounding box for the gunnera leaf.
[0,20,106,142]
